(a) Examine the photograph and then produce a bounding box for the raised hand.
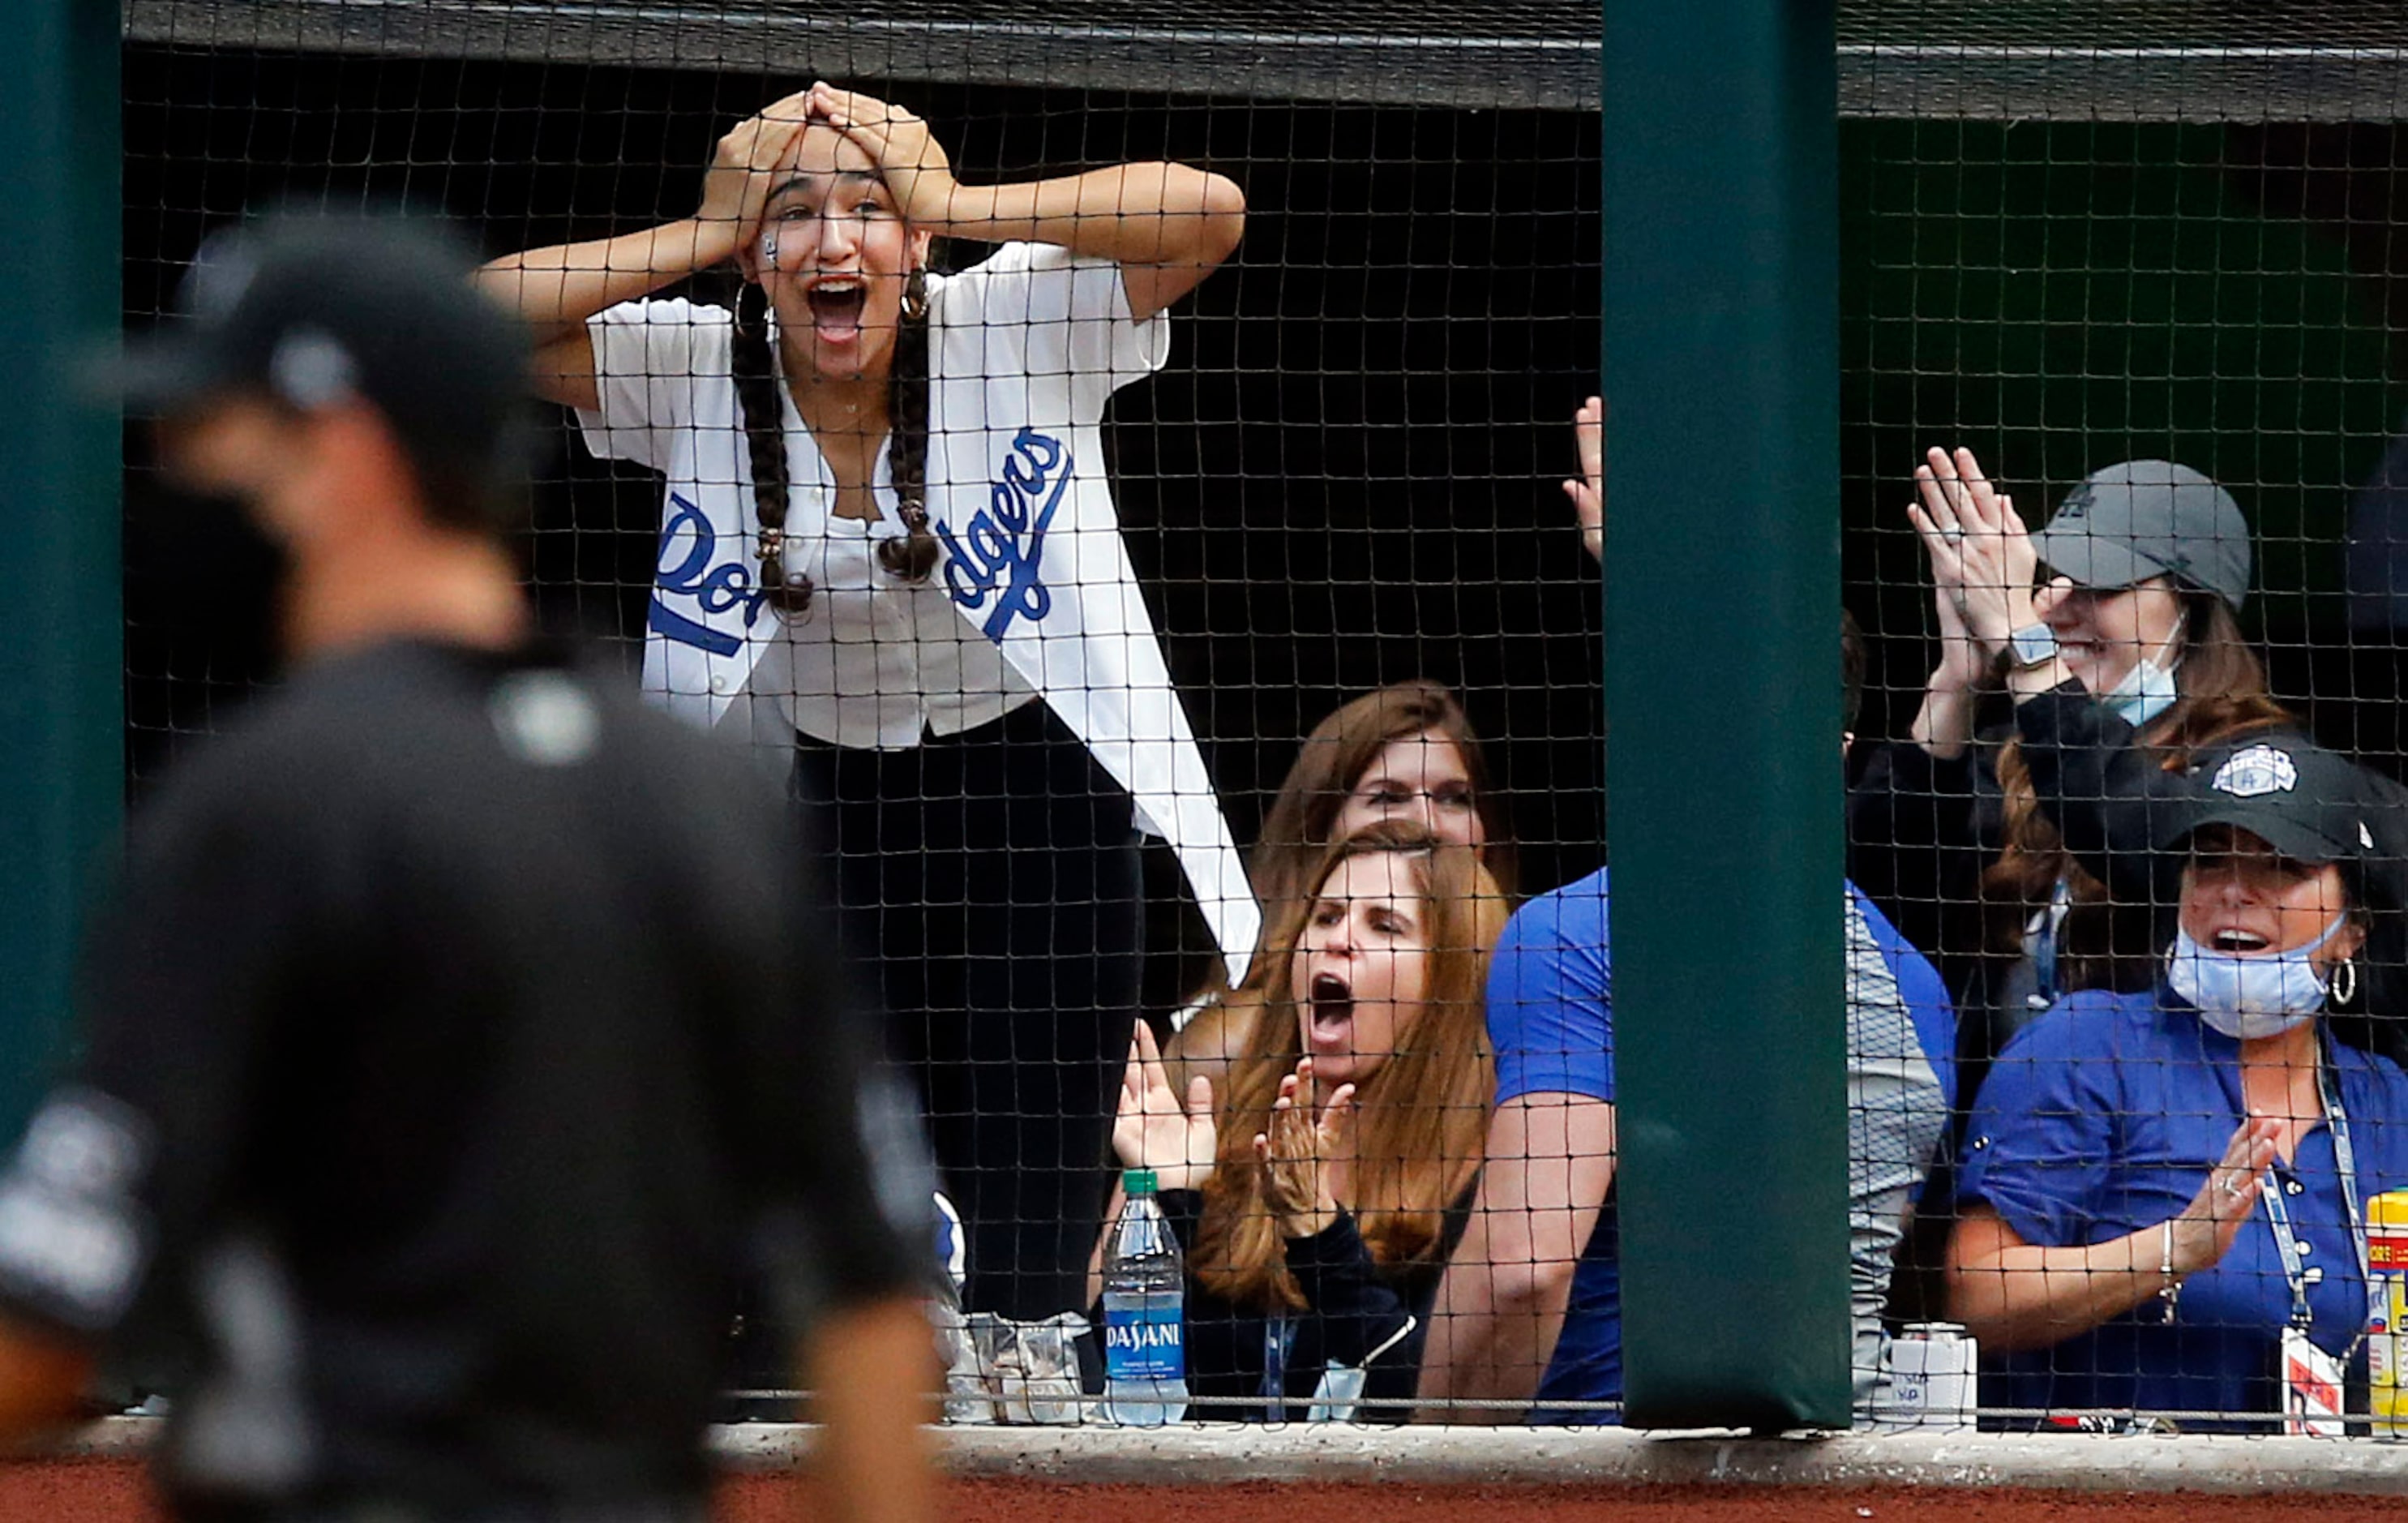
[808,83,961,230]
[1905,445,2037,654]
[1252,1058,1356,1240]
[697,90,817,256]
[2168,1115,2282,1278]
[1927,564,1990,698]
[1564,396,1604,563]
[1112,1020,1216,1191]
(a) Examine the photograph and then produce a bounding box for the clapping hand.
[1253,1057,1355,1240]
[2167,1115,2282,1278]
[1565,396,1604,564]
[1905,445,2038,658]
[1112,1020,1215,1191]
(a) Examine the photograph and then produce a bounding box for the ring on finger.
[1940,527,1965,543]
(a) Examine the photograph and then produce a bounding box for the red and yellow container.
[2367,1190,2408,1435]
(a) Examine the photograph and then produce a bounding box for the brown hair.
[1984,589,2292,982]
[1253,682,1515,923]
[729,266,939,614]
[1190,823,1507,1312]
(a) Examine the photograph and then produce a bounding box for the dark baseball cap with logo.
[109,213,533,530]
[2157,736,2376,866]
[2027,460,2252,611]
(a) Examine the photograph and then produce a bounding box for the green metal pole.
[0,0,122,1139]
[1603,0,1849,1429]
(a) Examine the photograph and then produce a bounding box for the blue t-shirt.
[1485,869,1954,1416]
[1957,986,2408,1430]
[1487,869,1617,1413]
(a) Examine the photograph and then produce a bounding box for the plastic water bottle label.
[1103,1298,1185,1382]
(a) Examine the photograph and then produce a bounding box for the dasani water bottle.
[1100,1168,1189,1425]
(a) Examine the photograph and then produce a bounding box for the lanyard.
[1262,1314,1294,1419]
[2258,1046,2370,1348]
[2026,877,2075,1011]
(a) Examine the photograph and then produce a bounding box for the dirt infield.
[729,1478,2408,1522]
[17,1465,2408,1523]
[19,1422,2408,1520]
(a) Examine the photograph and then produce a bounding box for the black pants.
[791,701,1143,1319]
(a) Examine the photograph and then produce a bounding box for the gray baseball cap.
[2027,460,2252,611]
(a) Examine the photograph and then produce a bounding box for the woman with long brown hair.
[1101,822,1508,1420]
[1167,682,1515,1099]
[1849,448,2292,1067]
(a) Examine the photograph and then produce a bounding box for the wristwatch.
[2006,622,2059,669]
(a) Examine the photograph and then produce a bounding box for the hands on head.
[701,83,960,261]
[1253,1057,1355,1240]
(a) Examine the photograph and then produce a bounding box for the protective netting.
[115,0,2408,1433]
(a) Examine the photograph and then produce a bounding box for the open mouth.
[1309,972,1355,1036]
[806,277,868,338]
[2211,928,2272,953]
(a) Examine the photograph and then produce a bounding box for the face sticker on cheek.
[759,232,780,267]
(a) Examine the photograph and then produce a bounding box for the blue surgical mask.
[2166,913,2349,1041]
[2102,629,2183,728]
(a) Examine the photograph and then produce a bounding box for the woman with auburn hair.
[1168,682,1514,1099]
[1251,681,1516,916]
[1100,823,1507,1420]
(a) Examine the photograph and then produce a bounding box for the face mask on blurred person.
[2101,627,2182,728]
[2166,914,2348,1040]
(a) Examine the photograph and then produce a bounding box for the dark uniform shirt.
[0,638,923,1516]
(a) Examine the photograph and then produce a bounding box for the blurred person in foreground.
[0,215,932,1523]
[1412,410,1954,1421]
[1949,736,2408,1430]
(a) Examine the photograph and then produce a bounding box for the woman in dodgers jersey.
[481,84,1257,1319]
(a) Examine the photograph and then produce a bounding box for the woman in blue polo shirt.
[1950,736,2408,1430]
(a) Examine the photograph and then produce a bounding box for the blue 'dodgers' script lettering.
[939,427,1070,643]
[649,491,767,656]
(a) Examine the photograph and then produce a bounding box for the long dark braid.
[732,279,813,614]
[876,266,940,581]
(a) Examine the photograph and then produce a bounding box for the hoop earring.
[2333,957,2359,1007]
[902,267,929,322]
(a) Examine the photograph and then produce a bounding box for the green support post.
[0,1,122,1139]
[1602,0,1849,1429]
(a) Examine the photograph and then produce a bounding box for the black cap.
[114,214,532,524]
[2158,736,2377,865]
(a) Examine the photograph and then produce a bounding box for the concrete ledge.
[737,1423,2408,1496]
[66,1416,2408,1497]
